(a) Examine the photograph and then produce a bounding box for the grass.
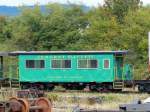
[0,88,18,101]
[0,89,149,112]
[46,91,149,112]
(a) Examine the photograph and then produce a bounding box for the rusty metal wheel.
[18,98,29,112]
[0,102,5,112]
[9,97,22,112]
[9,97,18,101]
[35,97,52,112]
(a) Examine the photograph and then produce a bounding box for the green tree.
[7,5,44,50]
[104,0,142,23]
[38,4,88,50]
[0,16,9,40]
[84,8,122,50]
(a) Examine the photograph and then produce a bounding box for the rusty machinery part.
[0,102,6,112]
[34,97,52,112]
[28,99,36,106]
[18,98,29,112]
[0,101,9,108]
[9,97,18,101]
[9,97,22,112]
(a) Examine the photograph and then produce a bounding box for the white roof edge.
[10,50,128,54]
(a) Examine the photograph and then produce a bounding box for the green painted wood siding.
[19,54,115,83]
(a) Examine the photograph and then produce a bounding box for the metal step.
[113,80,124,89]
[0,79,20,88]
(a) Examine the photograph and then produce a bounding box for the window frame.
[103,59,110,69]
[25,60,45,69]
[77,59,98,69]
[51,59,72,69]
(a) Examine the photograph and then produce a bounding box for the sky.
[0,0,149,7]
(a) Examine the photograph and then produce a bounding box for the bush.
[46,94,59,102]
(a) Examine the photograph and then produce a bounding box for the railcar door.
[123,64,133,80]
[115,56,123,80]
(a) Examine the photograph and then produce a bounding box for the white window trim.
[77,59,98,69]
[103,59,110,69]
[25,59,45,69]
[51,59,72,69]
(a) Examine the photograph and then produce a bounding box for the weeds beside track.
[47,91,149,112]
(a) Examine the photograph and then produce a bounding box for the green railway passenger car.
[10,51,133,91]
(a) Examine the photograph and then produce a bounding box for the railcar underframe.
[20,82,115,92]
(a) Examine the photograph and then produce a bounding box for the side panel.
[19,54,114,83]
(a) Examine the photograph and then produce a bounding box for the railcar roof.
[9,50,128,55]
[0,52,9,56]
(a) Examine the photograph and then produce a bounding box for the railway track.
[49,89,140,94]
[52,106,120,112]
[79,110,120,112]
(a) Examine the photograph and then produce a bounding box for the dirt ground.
[46,91,149,112]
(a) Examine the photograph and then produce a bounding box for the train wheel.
[35,97,52,112]
[18,98,29,112]
[46,85,55,91]
[89,85,97,91]
[21,84,31,89]
[95,86,104,92]
[138,84,146,92]
[112,89,122,92]
[77,85,85,90]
